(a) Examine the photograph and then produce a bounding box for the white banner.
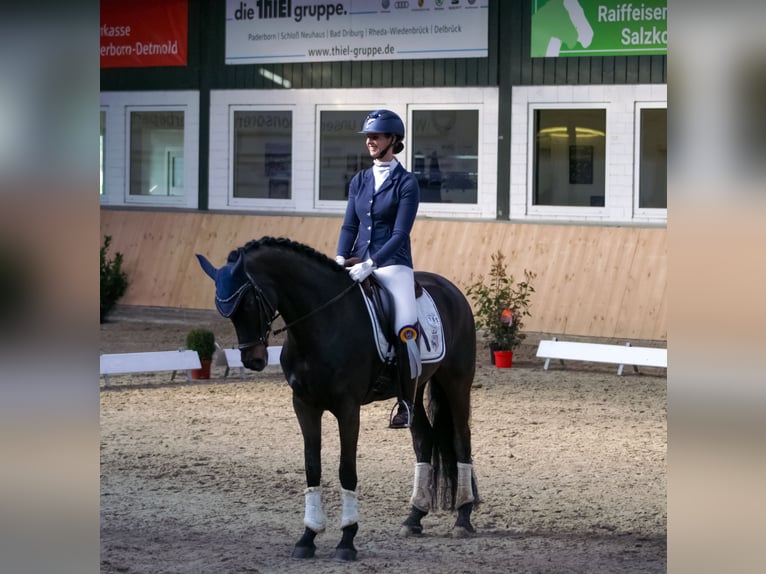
[225,0,488,64]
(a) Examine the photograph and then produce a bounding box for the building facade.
[100,0,667,340]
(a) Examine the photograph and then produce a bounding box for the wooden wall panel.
[101,209,666,341]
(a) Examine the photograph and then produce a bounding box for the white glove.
[349,258,375,282]
[335,255,346,267]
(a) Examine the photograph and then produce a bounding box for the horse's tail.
[427,382,480,512]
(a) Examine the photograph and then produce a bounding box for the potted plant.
[186,328,216,379]
[465,251,536,368]
[100,235,129,323]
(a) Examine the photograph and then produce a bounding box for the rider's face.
[365,133,394,158]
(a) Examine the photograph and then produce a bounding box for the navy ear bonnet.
[195,249,252,318]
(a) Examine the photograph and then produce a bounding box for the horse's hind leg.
[451,389,478,537]
[434,371,478,537]
[400,386,433,537]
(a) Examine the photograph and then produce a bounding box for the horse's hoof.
[399,524,423,537]
[291,545,316,559]
[452,526,475,539]
[333,547,357,562]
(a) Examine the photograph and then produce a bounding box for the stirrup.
[388,400,412,429]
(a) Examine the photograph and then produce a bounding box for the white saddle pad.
[359,285,446,364]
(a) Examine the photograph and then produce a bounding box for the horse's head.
[196,250,276,372]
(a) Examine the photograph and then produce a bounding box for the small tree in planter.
[465,250,536,366]
[100,235,129,323]
[186,328,216,379]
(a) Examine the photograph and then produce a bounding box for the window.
[129,110,185,197]
[100,91,198,208]
[100,110,106,196]
[318,110,369,201]
[233,110,292,199]
[533,109,606,207]
[637,107,667,209]
[209,88,497,217]
[410,110,479,204]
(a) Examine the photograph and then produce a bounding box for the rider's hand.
[349,259,375,282]
[335,255,346,267]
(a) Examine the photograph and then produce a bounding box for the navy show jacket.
[337,162,420,268]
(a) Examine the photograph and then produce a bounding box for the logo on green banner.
[531,0,667,57]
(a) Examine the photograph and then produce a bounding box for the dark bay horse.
[197,236,478,561]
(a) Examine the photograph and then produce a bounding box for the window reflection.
[129,111,185,197]
[638,108,667,209]
[318,110,369,201]
[411,110,479,204]
[233,110,292,199]
[100,111,105,196]
[533,109,606,207]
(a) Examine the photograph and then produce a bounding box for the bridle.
[236,270,358,352]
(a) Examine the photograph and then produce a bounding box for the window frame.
[125,106,189,206]
[100,91,199,209]
[209,88,498,219]
[100,108,107,197]
[526,102,610,219]
[633,102,668,221]
[407,104,484,213]
[227,104,295,209]
[313,104,388,210]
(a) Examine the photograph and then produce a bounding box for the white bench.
[536,339,667,375]
[223,346,282,380]
[100,350,202,386]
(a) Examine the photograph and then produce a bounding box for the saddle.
[345,257,424,350]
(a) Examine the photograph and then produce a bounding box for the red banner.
[100,0,188,68]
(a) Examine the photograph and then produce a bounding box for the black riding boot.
[389,328,419,429]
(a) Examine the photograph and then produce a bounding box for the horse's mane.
[234,236,346,275]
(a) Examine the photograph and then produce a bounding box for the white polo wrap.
[455,462,475,508]
[410,462,433,512]
[303,486,326,533]
[340,488,359,528]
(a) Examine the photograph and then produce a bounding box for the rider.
[335,109,421,429]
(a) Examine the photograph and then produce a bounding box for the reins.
[238,269,357,350]
[272,281,357,336]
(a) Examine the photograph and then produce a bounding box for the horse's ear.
[195,254,218,281]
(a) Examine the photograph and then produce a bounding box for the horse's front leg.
[291,394,324,560]
[333,404,360,562]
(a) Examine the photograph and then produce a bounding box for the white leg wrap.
[410,462,433,512]
[303,486,326,533]
[340,488,359,528]
[455,462,475,509]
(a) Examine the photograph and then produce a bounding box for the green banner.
[531,0,667,57]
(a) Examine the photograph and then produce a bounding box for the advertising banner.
[531,0,667,57]
[225,0,489,65]
[101,0,188,68]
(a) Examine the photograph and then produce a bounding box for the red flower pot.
[493,350,513,368]
[191,358,212,380]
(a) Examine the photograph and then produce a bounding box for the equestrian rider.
[335,109,421,429]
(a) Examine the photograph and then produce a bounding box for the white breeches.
[373,265,416,332]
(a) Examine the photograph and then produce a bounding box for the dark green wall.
[100,0,666,216]
[100,0,665,91]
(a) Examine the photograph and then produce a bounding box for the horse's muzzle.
[240,344,268,372]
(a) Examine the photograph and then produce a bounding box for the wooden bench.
[223,346,282,380]
[536,338,667,375]
[100,350,201,386]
